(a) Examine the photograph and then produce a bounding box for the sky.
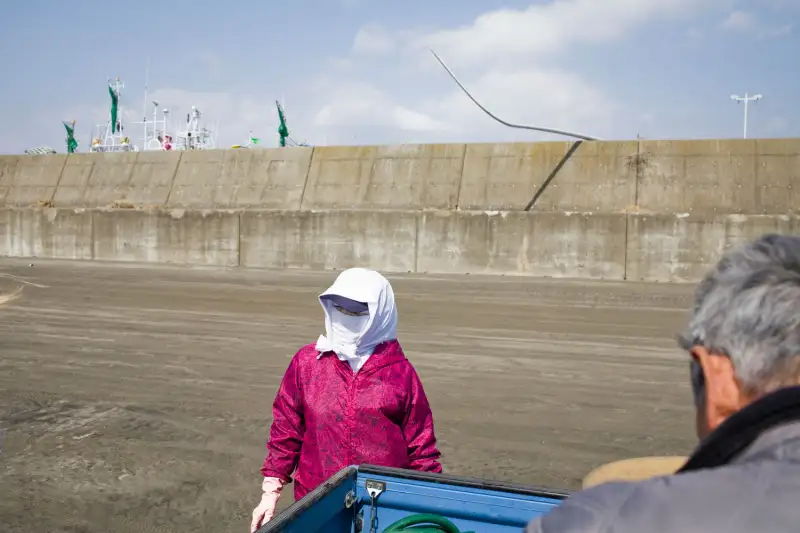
[0,0,797,153]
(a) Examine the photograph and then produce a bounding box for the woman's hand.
[250,477,285,532]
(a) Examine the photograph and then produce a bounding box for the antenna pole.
[143,56,150,121]
[143,56,151,148]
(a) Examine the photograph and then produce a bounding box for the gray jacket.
[528,391,800,533]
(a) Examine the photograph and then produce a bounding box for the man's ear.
[692,346,746,432]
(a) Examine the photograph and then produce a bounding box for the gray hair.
[679,234,800,405]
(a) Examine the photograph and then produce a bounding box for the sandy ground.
[0,259,699,533]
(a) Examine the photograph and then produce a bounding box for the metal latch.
[365,480,386,533]
[344,490,356,508]
[366,480,385,499]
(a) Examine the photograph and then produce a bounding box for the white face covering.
[328,309,369,359]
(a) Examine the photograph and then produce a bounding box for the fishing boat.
[86,76,218,153]
[24,146,58,155]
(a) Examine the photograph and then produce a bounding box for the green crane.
[63,120,78,153]
[275,101,309,147]
[276,100,289,147]
[108,82,120,133]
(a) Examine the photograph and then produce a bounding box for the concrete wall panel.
[54,152,140,207]
[626,213,798,282]
[81,152,138,206]
[165,148,311,209]
[53,154,94,206]
[417,211,627,278]
[754,138,800,214]
[166,150,228,208]
[2,155,67,206]
[93,209,239,266]
[226,147,311,209]
[0,208,93,259]
[637,139,759,214]
[530,141,638,212]
[240,210,417,272]
[457,141,637,212]
[301,144,465,210]
[124,151,182,207]
[458,143,565,211]
[0,156,20,204]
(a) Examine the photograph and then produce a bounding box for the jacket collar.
[317,340,407,374]
[679,386,800,473]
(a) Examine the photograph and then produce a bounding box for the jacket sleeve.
[526,481,638,533]
[402,366,443,473]
[261,353,305,482]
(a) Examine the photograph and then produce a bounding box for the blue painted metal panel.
[257,467,358,533]
[257,465,567,533]
[355,473,561,531]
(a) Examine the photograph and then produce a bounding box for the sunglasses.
[333,304,369,317]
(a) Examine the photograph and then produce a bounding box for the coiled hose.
[382,513,475,533]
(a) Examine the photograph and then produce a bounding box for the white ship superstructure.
[138,102,217,151]
[139,100,172,151]
[173,106,217,150]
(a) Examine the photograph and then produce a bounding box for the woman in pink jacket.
[250,268,442,532]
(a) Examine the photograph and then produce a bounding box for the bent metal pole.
[429,49,601,141]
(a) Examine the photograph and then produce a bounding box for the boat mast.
[90,77,137,152]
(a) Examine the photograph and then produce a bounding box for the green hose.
[382,513,475,533]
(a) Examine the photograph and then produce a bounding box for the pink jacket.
[260,340,442,500]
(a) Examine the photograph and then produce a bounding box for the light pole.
[730,93,762,139]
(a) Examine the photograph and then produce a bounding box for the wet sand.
[0,259,697,532]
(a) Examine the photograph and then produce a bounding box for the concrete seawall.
[0,138,797,282]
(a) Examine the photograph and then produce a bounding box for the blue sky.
[0,0,797,153]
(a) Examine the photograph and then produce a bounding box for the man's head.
[678,234,800,439]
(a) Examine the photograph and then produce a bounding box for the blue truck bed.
[257,465,567,533]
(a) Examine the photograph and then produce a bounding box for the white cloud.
[686,26,705,40]
[311,80,446,132]
[409,0,702,69]
[352,25,398,56]
[391,108,446,132]
[722,10,757,31]
[721,10,792,37]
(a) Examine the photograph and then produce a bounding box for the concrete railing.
[0,138,797,282]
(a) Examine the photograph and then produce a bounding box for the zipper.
[347,363,358,466]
